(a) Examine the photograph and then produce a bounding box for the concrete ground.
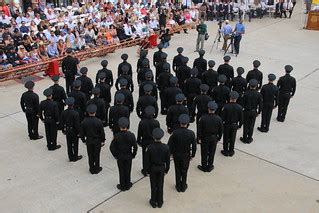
[1,4,319,213]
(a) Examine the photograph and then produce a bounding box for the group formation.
[20,44,296,208]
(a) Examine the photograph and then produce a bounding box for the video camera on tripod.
[209,20,224,53]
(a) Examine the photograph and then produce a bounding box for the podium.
[46,60,60,76]
[306,11,319,30]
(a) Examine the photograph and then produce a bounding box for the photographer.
[220,20,233,51]
[233,19,245,56]
[195,19,207,52]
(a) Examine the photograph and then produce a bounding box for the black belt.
[45,116,52,119]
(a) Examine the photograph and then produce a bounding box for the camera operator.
[233,19,245,56]
[220,20,233,51]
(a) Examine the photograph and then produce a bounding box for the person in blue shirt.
[220,20,233,51]
[47,40,59,57]
[233,19,245,55]
[19,21,29,34]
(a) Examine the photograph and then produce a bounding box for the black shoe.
[117,184,126,191]
[221,150,229,157]
[141,169,147,176]
[277,117,284,122]
[54,145,61,150]
[175,185,182,192]
[197,165,207,172]
[247,138,253,144]
[96,167,102,174]
[207,165,214,172]
[126,182,133,190]
[181,184,188,192]
[149,200,157,208]
[240,137,248,144]
[74,155,83,161]
[229,151,235,157]
[257,127,265,132]
[90,169,95,174]
[157,203,163,208]
[32,135,43,140]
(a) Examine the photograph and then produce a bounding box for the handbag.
[205,32,209,40]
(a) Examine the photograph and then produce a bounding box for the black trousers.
[200,136,218,169]
[86,143,101,173]
[243,110,257,141]
[223,123,238,154]
[104,105,110,125]
[44,121,58,150]
[65,76,75,94]
[117,158,132,189]
[25,112,39,139]
[173,155,190,189]
[277,93,291,121]
[66,131,79,161]
[150,169,165,205]
[234,35,242,55]
[159,91,167,113]
[141,145,147,172]
[261,105,274,131]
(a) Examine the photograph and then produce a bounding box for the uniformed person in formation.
[165,76,183,111]
[158,65,173,114]
[145,128,170,208]
[240,79,263,144]
[110,117,138,191]
[197,101,223,172]
[96,60,114,87]
[95,73,111,127]
[276,65,296,122]
[50,75,67,125]
[68,80,87,121]
[166,94,189,134]
[201,60,218,93]
[211,74,230,115]
[246,60,263,90]
[114,79,134,113]
[136,84,158,119]
[217,55,234,88]
[193,50,207,79]
[156,53,170,83]
[221,91,243,157]
[20,81,43,140]
[168,114,196,192]
[184,68,202,110]
[60,97,82,162]
[137,106,160,176]
[87,87,106,124]
[176,56,191,91]
[230,67,247,105]
[137,49,149,73]
[172,47,184,73]
[118,53,133,77]
[115,65,134,92]
[258,74,279,133]
[153,43,164,67]
[80,104,105,174]
[62,48,79,94]
[109,93,130,135]
[76,67,94,101]
[39,88,61,151]
[139,71,158,100]
[137,59,152,85]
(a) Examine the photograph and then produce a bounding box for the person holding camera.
[220,20,233,51]
[195,19,207,52]
[233,19,245,56]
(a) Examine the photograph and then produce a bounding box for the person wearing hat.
[217,55,234,88]
[114,79,134,112]
[176,57,191,91]
[246,60,263,90]
[95,72,111,127]
[145,128,170,208]
[109,93,130,135]
[76,67,94,101]
[202,60,218,93]
[158,66,173,114]
[50,75,67,124]
[39,88,61,151]
[164,76,183,111]
[276,65,296,122]
[20,81,43,140]
[221,91,243,157]
[139,71,158,100]
[197,101,223,172]
[258,74,279,133]
[136,84,159,119]
[137,49,149,73]
[68,80,87,122]
[155,53,170,84]
[195,19,207,52]
[137,106,161,176]
[193,50,207,79]
[87,87,106,124]
[168,114,196,192]
[62,48,79,93]
[230,67,247,105]
[240,79,263,144]
[166,93,189,134]
[95,60,114,87]
[211,74,231,115]
[153,43,164,67]
[60,97,82,162]
[137,59,152,85]
[118,54,132,77]
[80,104,105,174]
[110,117,138,191]
[172,47,184,73]
[184,68,202,111]
[115,65,134,92]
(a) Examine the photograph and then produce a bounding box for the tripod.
[209,31,221,53]
[224,35,235,56]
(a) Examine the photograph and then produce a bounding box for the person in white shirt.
[45,9,56,20]
[149,18,159,30]
[33,13,41,25]
[124,23,134,38]
[0,11,10,25]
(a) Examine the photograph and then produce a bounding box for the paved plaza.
[0,4,319,213]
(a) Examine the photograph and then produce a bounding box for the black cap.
[73,80,82,87]
[118,117,129,128]
[119,78,128,86]
[142,59,150,66]
[237,67,245,75]
[145,71,153,78]
[253,60,261,68]
[157,43,163,49]
[170,76,178,84]
[140,49,148,57]
[122,65,129,74]
[115,93,125,102]
[178,114,190,124]
[182,57,189,64]
[98,72,106,79]
[218,74,227,83]
[65,97,75,105]
[249,79,258,87]
[199,49,205,56]
[43,88,53,97]
[24,81,34,89]
[143,84,153,92]
[51,75,60,82]
[223,55,231,62]
[208,60,215,67]
[145,106,155,116]
[230,91,239,99]
[86,104,97,113]
[152,128,164,140]
[190,68,198,76]
[200,84,209,92]
[161,52,168,59]
[101,60,108,67]
[176,93,185,102]
[268,73,276,81]
[163,63,170,71]
[66,48,72,54]
[207,101,218,110]
[80,67,88,74]
[121,53,128,60]
[285,65,293,73]
[177,47,183,53]
[92,87,100,95]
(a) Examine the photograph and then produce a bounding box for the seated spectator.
[30,21,38,33]
[57,39,66,56]
[38,43,49,60]
[47,39,59,57]
[0,49,12,69]
[22,34,33,52]
[17,45,33,63]
[30,44,41,62]
[149,17,159,30]
[6,45,25,67]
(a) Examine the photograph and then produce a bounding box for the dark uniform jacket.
[145,142,170,173]
[221,102,243,125]
[50,84,67,106]
[68,90,87,117]
[166,104,189,129]
[158,72,173,91]
[62,55,78,77]
[95,82,111,106]
[246,69,263,90]
[173,54,184,72]
[260,83,279,107]
[217,63,234,85]
[136,95,159,118]
[76,75,94,98]
[211,84,230,106]
[20,91,39,114]
[118,61,133,77]
[115,89,134,112]
[198,113,223,140]
[95,68,113,86]
[184,77,201,98]
[193,57,207,78]
[153,50,163,67]
[202,69,218,90]
[115,75,134,92]
[242,89,263,113]
[191,94,212,117]
[277,74,296,96]
[87,97,106,121]
[168,128,196,158]
[230,76,247,96]
[110,131,137,160]
[109,104,130,132]
[39,99,59,123]
[139,80,158,100]
[176,65,191,87]
[164,86,183,109]
[137,118,160,147]
[80,116,105,144]
[60,108,80,134]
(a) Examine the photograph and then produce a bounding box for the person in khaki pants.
[195,19,207,52]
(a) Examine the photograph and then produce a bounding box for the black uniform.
[136,95,159,119]
[114,89,134,112]
[139,80,158,100]
[62,55,78,94]
[95,82,111,126]
[197,113,223,170]
[168,127,196,191]
[176,64,191,90]
[164,86,183,110]
[153,49,163,67]
[156,61,171,83]
[166,105,189,133]
[39,99,60,150]
[277,74,296,122]
[191,94,212,123]
[60,107,80,161]
[221,102,243,156]
[217,63,234,87]
[110,130,137,190]
[260,83,279,131]
[137,56,148,73]
[80,116,105,174]
[50,83,67,118]
[173,54,184,73]
[96,67,113,86]
[87,97,106,123]
[201,68,218,92]
[20,90,40,139]
[68,90,87,121]
[137,68,153,85]
[211,84,230,115]
[184,77,201,110]
[158,72,173,113]
[109,104,130,135]
[118,61,133,77]
[246,69,263,90]
[76,75,94,100]
[115,74,134,92]
[230,76,247,105]
[193,57,207,79]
